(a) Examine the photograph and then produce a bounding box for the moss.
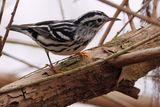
[58,55,89,72]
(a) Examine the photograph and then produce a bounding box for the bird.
[10,10,120,73]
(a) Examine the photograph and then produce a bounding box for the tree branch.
[98,0,160,26]
[0,24,159,94]
[58,0,65,20]
[116,0,150,35]
[0,0,20,56]
[6,39,40,48]
[2,51,40,69]
[110,47,160,67]
[126,3,136,31]
[98,0,128,45]
[152,0,158,19]
[0,0,6,24]
[0,24,160,106]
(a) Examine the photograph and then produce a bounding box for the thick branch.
[0,24,160,106]
[110,47,160,67]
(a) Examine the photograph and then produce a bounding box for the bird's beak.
[108,17,121,21]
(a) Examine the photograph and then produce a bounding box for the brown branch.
[0,36,2,50]
[2,51,40,69]
[142,0,151,18]
[110,47,160,67]
[0,73,18,88]
[0,24,159,106]
[0,0,20,56]
[98,0,160,26]
[0,25,159,94]
[88,95,125,107]
[152,0,158,18]
[88,91,152,107]
[98,0,128,46]
[126,3,136,31]
[0,0,6,24]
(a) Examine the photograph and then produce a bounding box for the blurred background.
[0,0,160,107]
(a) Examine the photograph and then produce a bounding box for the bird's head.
[75,11,120,29]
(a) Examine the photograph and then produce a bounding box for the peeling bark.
[0,25,160,107]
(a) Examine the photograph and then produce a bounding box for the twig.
[0,0,20,56]
[2,51,40,69]
[98,0,160,26]
[126,3,136,31]
[0,36,2,50]
[152,0,158,19]
[6,39,40,48]
[0,0,6,24]
[0,30,159,94]
[98,0,128,46]
[142,0,151,18]
[116,0,150,35]
[58,0,65,20]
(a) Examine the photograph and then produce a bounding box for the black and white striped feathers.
[10,11,118,55]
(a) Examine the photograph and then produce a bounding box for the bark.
[0,24,160,107]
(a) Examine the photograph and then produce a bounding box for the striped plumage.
[10,11,119,55]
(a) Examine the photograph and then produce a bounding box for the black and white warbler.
[10,10,119,71]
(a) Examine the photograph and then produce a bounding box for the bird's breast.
[35,28,96,55]
[49,40,90,55]
[36,38,90,55]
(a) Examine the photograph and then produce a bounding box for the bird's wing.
[11,20,76,42]
[46,20,77,41]
[10,21,56,37]
[31,20,57,37]
[32,20,76,42]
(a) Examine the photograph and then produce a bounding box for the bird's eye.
[97,19,102,23]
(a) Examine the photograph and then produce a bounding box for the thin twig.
[2,51,40,69]
[116,0,150,36]
[126,3,136,31]
[152,0,158,18]
[98,0,160,26]
[6,39,40,48]
[0,0,20,56]
[58,0,65,20]
[0,36,2,49]
[98,0,128,46]
[0,30,159,94]
[0,0,6,24]
[141,0,151,18]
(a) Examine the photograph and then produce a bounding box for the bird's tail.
[10,24,33,35]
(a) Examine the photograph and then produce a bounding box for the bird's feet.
[76,51,93,62]
[45,64,59,75]
[50,64,58,73]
